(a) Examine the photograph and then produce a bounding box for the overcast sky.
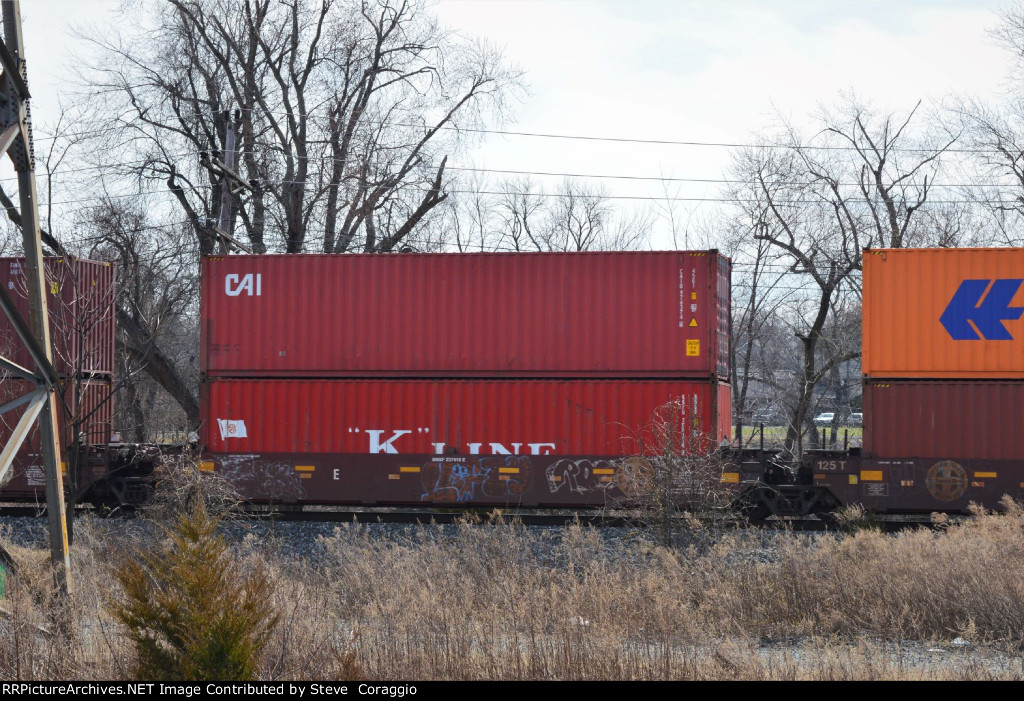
[10,0,1020,247]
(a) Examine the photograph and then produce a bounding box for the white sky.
[9,0,1020,248]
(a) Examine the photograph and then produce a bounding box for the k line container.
[863,248,1024,378]
[201,251,731,379]
[201,378,732,456]
[0,258,116,377]
[862,379,1024,460]
[0,378,114,493]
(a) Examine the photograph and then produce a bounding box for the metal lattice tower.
[0,0,70,595]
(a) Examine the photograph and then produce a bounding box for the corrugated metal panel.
[715,254,731,379]
[0,258,116,377]
[201,251,731,379]
[863,380,1024,460]
[201,378,731,456]
[0,378,114,495]
[863,248,1024,378]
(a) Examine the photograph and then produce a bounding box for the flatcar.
[2,248,1022,519]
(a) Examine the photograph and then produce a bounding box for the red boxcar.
[0,258,116,377]
[200,251,731,379]
[0,378,114,497]
[201,378,731,456]
[863,379,1024,460]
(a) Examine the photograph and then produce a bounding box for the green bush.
[111,497,277,681]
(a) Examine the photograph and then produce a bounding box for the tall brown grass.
[1,499,1024,679]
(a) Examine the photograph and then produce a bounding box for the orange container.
[863,248,1024,378]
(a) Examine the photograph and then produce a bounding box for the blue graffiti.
[421,456,530,503]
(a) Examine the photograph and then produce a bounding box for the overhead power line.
[21,111,1009,156]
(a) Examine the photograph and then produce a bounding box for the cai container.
[201,251,731,379]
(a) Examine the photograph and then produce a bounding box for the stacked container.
[0,258,116,496]
[861,248,1024,459]
[200,252,732,502]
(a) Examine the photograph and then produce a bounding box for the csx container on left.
[0,258,116,377]
[201,251,731,379]
[0,378,114,497]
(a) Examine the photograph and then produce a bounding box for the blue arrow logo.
[940,279,1024,340]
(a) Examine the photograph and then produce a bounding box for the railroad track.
[0,503,936,531]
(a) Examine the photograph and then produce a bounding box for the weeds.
[1,497,1024,679]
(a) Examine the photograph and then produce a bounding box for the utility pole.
[0,0,70,594]
[201,108,251,254]
[217,109,238,252]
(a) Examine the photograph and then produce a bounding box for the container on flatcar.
[200,251,731,379]
[200,378,732,456]
[0,378,114,496]
[0,258,116,378]
[862,379,1024,460]
[863,248,1024,379]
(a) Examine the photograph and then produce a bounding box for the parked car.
[751,408,783,425]
[851,412,863,426]
[813,412,835,425]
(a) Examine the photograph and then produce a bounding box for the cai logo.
[224,273,262,297]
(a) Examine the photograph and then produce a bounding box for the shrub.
[111,496,277,681]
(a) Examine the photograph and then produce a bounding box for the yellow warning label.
[848,475,859,485]
[49,282,58,295]
[688,318,698,327]
[198,461,215,472]
[720,472,740,484]
[686,339,700,356]
[860,470,883,482]
[691,292,697,300]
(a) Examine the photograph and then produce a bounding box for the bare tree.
[77,0,521,256]
[466,177,652,252]
[69,0,521,424]
[80,200,200,429]
[727,99,961,459]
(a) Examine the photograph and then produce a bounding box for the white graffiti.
[216,454,305,501]
[545,459,619,495]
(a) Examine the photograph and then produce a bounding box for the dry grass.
[2,499,1024,680]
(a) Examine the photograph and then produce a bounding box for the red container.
[863,379,1024,460]
[0,258,116,377]
[201,251,731,379]
[0,378,114,495]
[201,378,732,456]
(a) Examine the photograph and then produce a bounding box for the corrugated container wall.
[201,379,732,456]
[0,258,116,377]
[0,378,114,494]
[862,380,1024,460]
[201,251,731,379]
[863,248,1024,378]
